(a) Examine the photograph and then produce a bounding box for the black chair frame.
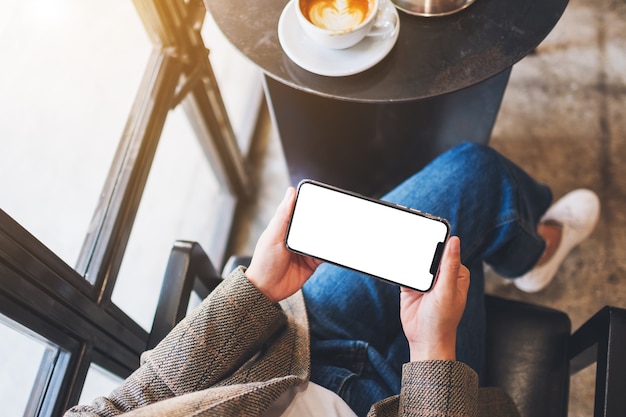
[147,241,223,350]
[149,240,626,417]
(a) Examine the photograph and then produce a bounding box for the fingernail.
[284,187,293,200]
[281,187,295,206]
[449,236,460,253]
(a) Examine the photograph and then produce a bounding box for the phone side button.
[429,242,446,276]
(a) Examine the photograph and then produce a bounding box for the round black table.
[205,0,568,196]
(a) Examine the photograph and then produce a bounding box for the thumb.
[265,188,296,238]
[435,236,462,293]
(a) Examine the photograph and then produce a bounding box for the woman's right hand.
[245,187,322,303]
[399,236,470,362]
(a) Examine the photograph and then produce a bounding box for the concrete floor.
[229,0,626,415]
[488,0,626,414]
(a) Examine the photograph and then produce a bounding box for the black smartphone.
[285,180,450,292]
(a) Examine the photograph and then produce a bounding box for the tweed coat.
[64,267,520,417]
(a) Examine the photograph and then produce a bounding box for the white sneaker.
[514,189,600,293]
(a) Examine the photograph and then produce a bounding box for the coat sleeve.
[64,267,287,416]
[368,360,479,417]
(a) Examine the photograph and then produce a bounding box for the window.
[111,104,235,330]
[0,315,61,417]
[0,0,259,414]
[0,0,151,267]
[79,364,123,406]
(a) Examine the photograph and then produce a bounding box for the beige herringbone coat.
[65,267,519,417]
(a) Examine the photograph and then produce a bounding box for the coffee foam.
[304,0,373,31]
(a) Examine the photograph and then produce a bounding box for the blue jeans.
[301,142,553,417]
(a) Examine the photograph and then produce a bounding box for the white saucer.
[278,1,400,77]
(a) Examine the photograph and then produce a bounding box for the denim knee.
[442,142,513,189]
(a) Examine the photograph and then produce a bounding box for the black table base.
[265,68,511,197]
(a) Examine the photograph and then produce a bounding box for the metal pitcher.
[392,0,476,16]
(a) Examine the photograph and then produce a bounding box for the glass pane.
[112,105,236,331]
[0,0,152,267]
[202,10,262,153]
[79,363,123,406]
[0,314,57,417]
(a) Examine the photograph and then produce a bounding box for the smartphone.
[285,180,450,292]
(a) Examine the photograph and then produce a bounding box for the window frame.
[0,0,253,414]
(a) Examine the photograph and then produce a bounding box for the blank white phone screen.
[286,181,449,292]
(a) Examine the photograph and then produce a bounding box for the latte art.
[302,0,373,31]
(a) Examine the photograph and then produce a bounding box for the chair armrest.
[569,306,626,417]
[147,241,223,350]
[222,255,252,277]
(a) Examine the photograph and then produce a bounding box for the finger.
[457,264,471,294]
[283,186,297,210]
[276,187,296,221]
[435,236,462,293]
[265,187,296,239]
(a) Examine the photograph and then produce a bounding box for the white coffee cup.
[295,0,398,50]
